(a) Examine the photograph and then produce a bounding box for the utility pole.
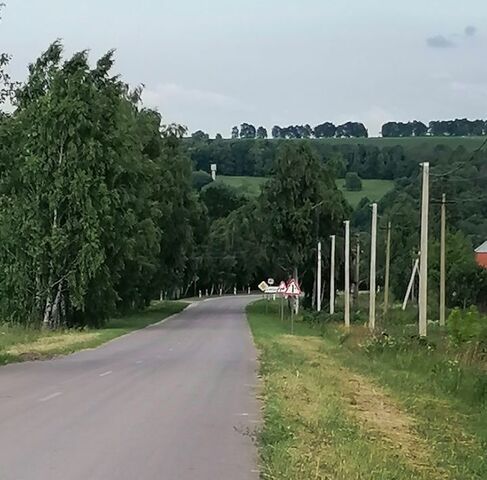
[317,241,322,312]
[384,221,392,316]
[440,193,446,327]
[344,221,351,328]
[355,235,360,302]
[419,162,430,338]
[330,235,336,315]
[369,203,378,331]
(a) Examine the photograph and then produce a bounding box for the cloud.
[426,35,455,49]
[427,26,479,49]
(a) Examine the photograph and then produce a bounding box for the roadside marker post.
[285,279,302,334]
[277,281,287,322]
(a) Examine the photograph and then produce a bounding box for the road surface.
[0,296,260,480]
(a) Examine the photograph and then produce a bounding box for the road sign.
[265,286,279,294]
[258,281,269,292]
[285,279,302,297]
[277,281,287,294]
[268,278,275,286]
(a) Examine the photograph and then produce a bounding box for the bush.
[192,170,213,191]
[345,172,362,191]
[447,307,487,346]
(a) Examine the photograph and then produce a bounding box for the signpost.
[277,281,287,322]
[258,281,269,293]
[285,279,302,334]
[268,278,275,286]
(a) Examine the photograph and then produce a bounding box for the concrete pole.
[369,203,378,331]
[330,235,336,315]
[344,221,351,328]
[317,241,322,312]
[355,235,360,302]
[384,221,392,316]
[440,193,446,327]
[419,162,430,337]
[402,257,419,310]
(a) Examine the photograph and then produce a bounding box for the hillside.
[217,176,395,208]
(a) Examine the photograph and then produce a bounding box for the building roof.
[475,241,487,254]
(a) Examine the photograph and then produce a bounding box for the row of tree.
[227,122,368,140]
[195,118,487,140]
[382,119,487,138]
[0,43,203,328]
[186,137,423,180]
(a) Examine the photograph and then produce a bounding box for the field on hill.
[217,176,395,208]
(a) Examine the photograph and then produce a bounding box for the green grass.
[216,175,266,197]
[336,178,394,207]
[0,301,187,365]
[219,175,394,208]
[247,300,487,479]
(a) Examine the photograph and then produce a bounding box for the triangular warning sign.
[285,279,301,296]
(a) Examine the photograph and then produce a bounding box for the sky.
[1,0,487,137]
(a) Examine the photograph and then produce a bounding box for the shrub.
[345,172,363,191]
[447,307,487,346]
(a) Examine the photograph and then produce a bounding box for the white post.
[440,193,446,327]
[234,286,237,296]
[210,164,217,181]
[248,286,251,295]
[369,203,378,331]
[419,162,430,337]
[317,241,322,312]
[384,221,392,316]
[344,221,351,328]
[330,235,336,315]
[199,290,202,299]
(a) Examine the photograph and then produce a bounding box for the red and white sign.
[285,279,302,297]
[277,281,287,294]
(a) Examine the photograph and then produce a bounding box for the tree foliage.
[0,43,200,327]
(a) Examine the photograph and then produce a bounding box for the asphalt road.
[0,296,261,480]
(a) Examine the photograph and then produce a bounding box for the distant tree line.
[227,122,368,140]
[185,137,423,180]
[194,118,487,141]
[382,119,487,138]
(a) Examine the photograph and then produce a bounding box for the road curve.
[0,296,261,480]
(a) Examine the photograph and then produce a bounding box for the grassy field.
[0,301,187,365]
[247,301,487,480]
[218,176,394,207]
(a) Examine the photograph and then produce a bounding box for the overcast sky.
[1,0,486,136]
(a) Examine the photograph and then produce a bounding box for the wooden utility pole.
[369,203,378,331]
[419,163,430,337]
[317,241,322,312]
[355,235,360,302]
[344,221,351,328]
[384,221,392,316]
[440,193,446,327]
[330,235,336,315]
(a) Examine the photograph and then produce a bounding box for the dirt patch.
[280,334,448,479]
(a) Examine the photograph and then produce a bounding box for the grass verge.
[0,301,187,365]
[247,300,487,480]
